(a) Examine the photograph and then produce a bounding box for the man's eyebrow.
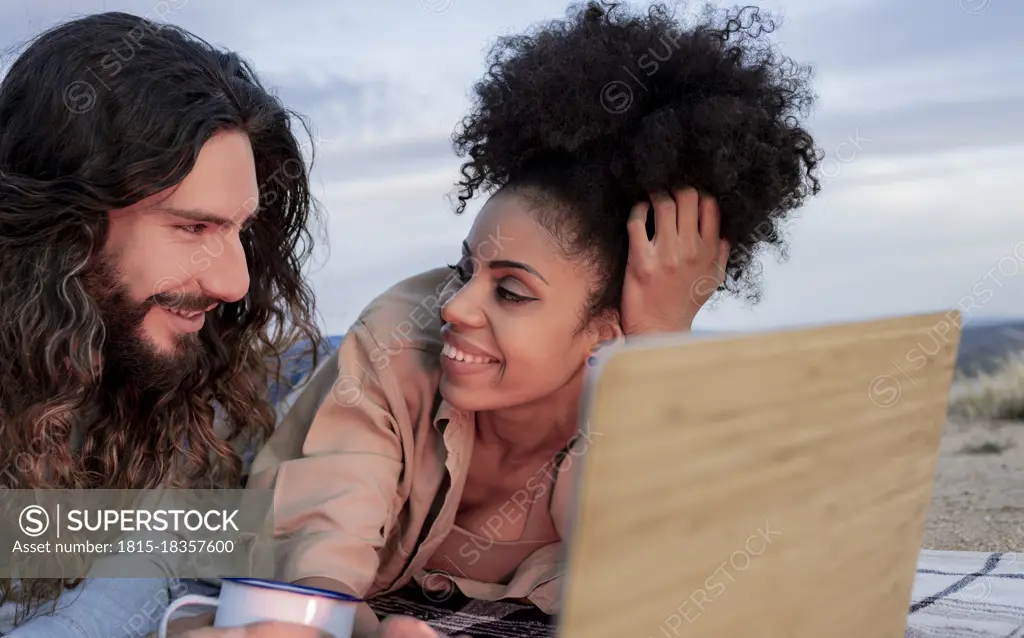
[157,206,257,225]
[462,240,548,285]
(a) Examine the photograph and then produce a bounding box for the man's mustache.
[146,292,218,313]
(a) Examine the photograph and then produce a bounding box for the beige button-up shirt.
[248,267,590,620]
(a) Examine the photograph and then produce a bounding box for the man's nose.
[197,232,250,303]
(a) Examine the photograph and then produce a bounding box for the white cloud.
[815,47,1024,114]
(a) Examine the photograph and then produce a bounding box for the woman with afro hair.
[247,2,821,636]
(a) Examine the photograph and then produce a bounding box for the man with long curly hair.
[0,11,326,638]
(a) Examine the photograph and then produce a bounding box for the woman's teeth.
[442,343,497,364]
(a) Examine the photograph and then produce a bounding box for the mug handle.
[158,594,219,638]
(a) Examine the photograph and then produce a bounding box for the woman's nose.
[440,283,486,328]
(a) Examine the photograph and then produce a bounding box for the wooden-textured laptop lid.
[559,311,961,638]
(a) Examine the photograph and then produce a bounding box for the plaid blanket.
[366,550,1024,637]
[369,586,553,638]
[907,550,1024,637]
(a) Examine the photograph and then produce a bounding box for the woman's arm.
[246,321,406,636]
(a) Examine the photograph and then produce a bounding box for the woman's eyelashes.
[497,286,531,303]
[446,262,534,304]
[446,261,469,282]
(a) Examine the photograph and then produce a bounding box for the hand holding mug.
[156,578,465,638]
[157,579,360,638]
[169,615,461,638]
[175,621,333,637]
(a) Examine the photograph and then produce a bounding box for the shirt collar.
[433,397,471,433]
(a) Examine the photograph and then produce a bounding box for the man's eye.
[179,224,207,234]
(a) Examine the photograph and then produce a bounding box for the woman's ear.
[598,319,625,346]
[586,311,626,366]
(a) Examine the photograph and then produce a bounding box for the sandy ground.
[922,415,1024,551]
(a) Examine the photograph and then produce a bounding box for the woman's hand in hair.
[620,188,730,336]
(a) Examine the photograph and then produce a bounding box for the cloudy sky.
[2,0,1021,334]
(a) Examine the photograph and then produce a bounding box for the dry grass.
[959,439,1014,455]
[948,351,1024,421]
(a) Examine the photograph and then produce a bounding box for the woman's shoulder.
[338,267,451,413]
[353,266,451,357]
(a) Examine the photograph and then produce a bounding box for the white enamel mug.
[157,578,361,638]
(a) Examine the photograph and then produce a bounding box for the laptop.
[557,311,962,638]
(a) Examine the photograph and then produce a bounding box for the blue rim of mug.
[222,578,363,603]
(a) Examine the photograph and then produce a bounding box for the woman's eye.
[497,287,530,303]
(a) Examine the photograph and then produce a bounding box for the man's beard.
[83,256,215,393]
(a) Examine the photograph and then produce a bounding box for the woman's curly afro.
[451,1,822,311]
